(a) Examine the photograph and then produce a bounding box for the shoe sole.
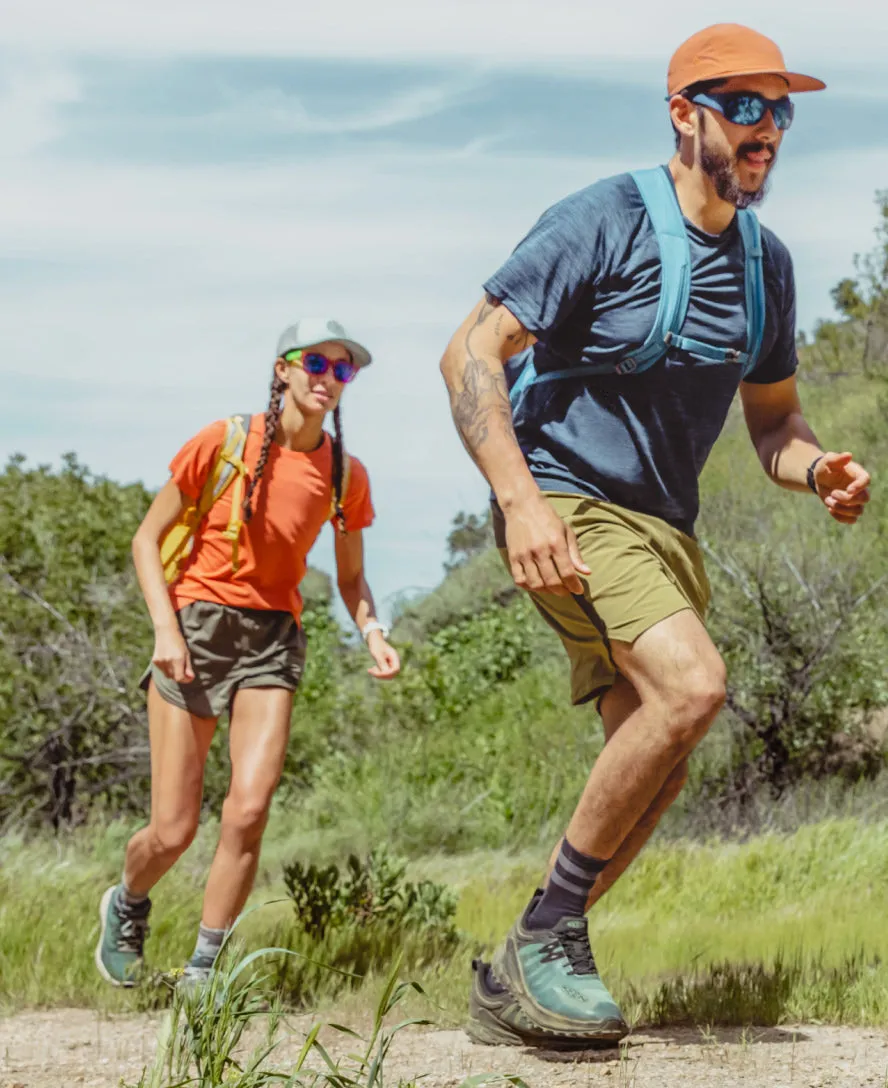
[492,939,629,1043]
[94,885,137,989]
[466,960,624,1051]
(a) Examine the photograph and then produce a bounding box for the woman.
[96,318,400,987]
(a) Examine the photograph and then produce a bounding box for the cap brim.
[782,71,827,93]
[669,68,826,96]
[302,338,372,369]
[726,67,826,93]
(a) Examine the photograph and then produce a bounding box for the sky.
[2,0,887,621]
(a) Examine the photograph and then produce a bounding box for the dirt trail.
[1,1010,887,1088]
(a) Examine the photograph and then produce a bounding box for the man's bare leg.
[556,608,723,862]
[543,674,691,910]
[484,610,724,1035]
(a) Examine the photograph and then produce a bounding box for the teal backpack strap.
[521,167,692,396]
[508,167,763,409]
[620,167,692,372]
[508,348,538,407]
[735,209,765,377]
[668,211,764,371]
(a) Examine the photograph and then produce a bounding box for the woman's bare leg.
[123,681,217,895]
[199,686,294,929]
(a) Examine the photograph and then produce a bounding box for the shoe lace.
[540,926,598,977]
[560,928,598,976]
[116,911,150,954]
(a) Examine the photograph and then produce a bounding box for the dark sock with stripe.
[527,839,607,930]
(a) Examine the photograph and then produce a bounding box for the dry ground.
[1,1011,887,1088]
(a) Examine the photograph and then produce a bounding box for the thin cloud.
[4,0,887,64]
[2,5,886,614]
[0,64,81,161]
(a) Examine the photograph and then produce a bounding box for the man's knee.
[656,662,726,752]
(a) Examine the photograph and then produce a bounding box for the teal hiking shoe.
[95,885,151,987]
[491,900,628,1042]
[467,959,618,1049]
[467,959,538,1046]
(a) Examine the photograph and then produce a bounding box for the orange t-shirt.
[168,416,374,622]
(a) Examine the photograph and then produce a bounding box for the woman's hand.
[152,622,195,683]
[366,631,400,680]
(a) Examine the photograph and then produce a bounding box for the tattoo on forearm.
[449,299,522,460]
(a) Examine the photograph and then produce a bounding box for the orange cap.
[667,24,826,97]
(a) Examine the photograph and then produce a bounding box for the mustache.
[737,141,776,161]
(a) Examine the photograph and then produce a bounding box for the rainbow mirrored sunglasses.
[283,349,358,384]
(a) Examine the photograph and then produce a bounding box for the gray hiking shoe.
[176,961,213,995]
[491,899,628,1042]
[95,885,151,987]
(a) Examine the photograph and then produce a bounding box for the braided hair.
[331,404,347,535]
[242,369,286,523]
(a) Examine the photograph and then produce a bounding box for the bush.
[274,848,460,1006]
[283,847,458,944]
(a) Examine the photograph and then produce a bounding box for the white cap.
[276,318,372,369]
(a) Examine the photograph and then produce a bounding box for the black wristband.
[807,455,825,494]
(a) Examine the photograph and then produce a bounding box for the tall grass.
[4,815,888,1029]
[126,944,528,1088]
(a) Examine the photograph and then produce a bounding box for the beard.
[699,119,776,210]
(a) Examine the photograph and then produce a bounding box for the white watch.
[361,620,389,641]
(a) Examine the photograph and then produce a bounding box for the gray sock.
[189,924,227,969]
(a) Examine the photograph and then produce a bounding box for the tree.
[830,277,867,320]
[444,509,493,573]
[818,190,888,375]
[0,454,155,826]
[702,539,888,798]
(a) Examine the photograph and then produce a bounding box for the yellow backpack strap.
[216,414,251,572]
[160,414,251,584]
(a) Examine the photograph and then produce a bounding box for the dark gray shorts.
[140,600,307,719]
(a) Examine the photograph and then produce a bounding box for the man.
[440,24,872,1047]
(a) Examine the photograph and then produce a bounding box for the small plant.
[125,937,527,1088]
[283,847,458,944]
[284,860,341,940]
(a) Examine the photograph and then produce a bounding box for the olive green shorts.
[140,600,307,719]
[494,493,710,707]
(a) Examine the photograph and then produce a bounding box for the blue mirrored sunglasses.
[687,90,794,131]
[284,349,358,384]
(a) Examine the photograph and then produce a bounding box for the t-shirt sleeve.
[744,238,799,385]
[168,420,227,501]
[333,455,375,532]
[483,190,599,336]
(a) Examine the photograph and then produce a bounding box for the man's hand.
[814,451,871,525]
[504,494,591,596]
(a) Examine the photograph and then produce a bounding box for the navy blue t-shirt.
[484,166,798,535]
